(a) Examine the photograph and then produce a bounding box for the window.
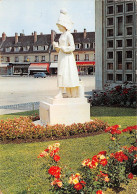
[15,57,19,62]
[107,18,113,26]
[116,51,122,70]
[107,52,113,59]
[54,55,58,61]
[116,16,123,36]
[116,4,123,13]
[75,44,80,49]
[75,55,79,61]
[107,63,113,70]
[35,56,39,62]
[126,62,132,70]
[126,39,132,47]
[107,40,113,48]
[6,57,10,62]
[84,43,90,49]
[107,74,113,81]
[85,54,89,61]
[107,0,113,3]
[107,6,114,14]
[23,46,30,51]
[5,47,11,52]
[126,74,132,81]
[107,29,113,37]
[44,45,48,50]
[116,74,122,81]
[126,51,132,58]
[126,27,132,35]
[126,3,133,12]
[116,40,122,48]
[33,46,38,51]
[24,56,29,62]
[42,56,45,61]
[14,47,20,52]
[0,56,4,62]
[126,15,133,24]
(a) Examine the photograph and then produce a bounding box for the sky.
[0,0,95,37]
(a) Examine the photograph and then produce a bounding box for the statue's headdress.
[56,9,73,30]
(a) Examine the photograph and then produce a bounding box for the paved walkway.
[0,75,95,115]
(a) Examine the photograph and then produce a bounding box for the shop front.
[28,63,50,75]
[9,63,30,75]
[76,61,95,75]
[49,62,58,74]
[0,63,8,75]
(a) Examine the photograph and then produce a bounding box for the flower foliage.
[38,125,137,193]
[0,117,107,142]
[91,83,137,108]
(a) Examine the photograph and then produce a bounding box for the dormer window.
[14,47,20,52]
[5,47,11,52]
[75,43,81,49]
[33,46,38,51]
[23,46,30,51]
[84,43,90,49]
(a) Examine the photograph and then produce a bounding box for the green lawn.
[0,107,136,194]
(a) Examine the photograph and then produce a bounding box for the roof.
[0,31,95,53]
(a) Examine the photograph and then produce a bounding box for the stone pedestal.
[39,97,90,125]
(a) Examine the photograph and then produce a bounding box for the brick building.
[0,29,95,76]
[95,0,137,90]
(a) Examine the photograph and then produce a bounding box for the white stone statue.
[53,9,83,98]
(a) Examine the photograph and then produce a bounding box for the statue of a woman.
[53,9,80,98]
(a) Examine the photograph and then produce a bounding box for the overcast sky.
[0,0,95,37]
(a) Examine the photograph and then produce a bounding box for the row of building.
[0,29,95,76]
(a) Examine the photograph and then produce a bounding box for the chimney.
[15,33,18,44]
[2,32,6,41]
[20,33,24,36]
[40,32,43,35]
[32,32,34,36]
[84,28,87,39]
[51,30,55,44]
[74,29,77,33]
[34,31,37,43]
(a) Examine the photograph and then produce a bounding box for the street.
[0,75,95,114]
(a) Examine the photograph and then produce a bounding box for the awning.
[28,63,49,72]
[50,63,58,68]
[76,61,95,66]
[0,63,8,67]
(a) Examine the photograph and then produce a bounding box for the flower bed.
[91,83,137,108]
[38,125,137,194]
[0,116,108,142]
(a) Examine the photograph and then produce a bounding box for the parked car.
[34,72,46,78]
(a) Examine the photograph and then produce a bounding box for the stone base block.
[39,97,90,125]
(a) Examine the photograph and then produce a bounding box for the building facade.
[95,0,137,90]
[0,29,95,76]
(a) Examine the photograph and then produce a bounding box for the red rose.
[74,183,83,191]
[80,180,86,187]
[100,159,108,166]
[98,151,107,156]
[48,166,61,178]
[54,155,60,162]
[96,190,104,194]
[128,173,133,179]
[53,147,59,153]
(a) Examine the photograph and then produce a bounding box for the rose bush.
[38,125,137,193]
[0,117,107,142]
[91,83,137,108]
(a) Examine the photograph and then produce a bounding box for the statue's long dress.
[57,31,80,88]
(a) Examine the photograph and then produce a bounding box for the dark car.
[34,72,46,78]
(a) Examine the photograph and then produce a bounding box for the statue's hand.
[55,47,60,53]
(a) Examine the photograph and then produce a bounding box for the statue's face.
[57,24,66,32]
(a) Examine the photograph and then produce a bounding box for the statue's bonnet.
[56,9,73,30]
